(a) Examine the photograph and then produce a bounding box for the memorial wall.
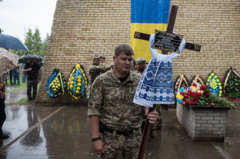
[36,0,240,105]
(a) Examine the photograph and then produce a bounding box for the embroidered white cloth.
[133,33,186,107]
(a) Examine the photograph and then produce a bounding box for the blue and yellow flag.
[130,0,171,62]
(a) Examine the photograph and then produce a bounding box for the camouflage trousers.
[101,128,142,159]
[153,105,162,128]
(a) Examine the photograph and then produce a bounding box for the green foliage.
[42,33,50,56]
[0,28,3,33]
[197,93,236,109]
[226,71,240,99]
[12,28,49,58]
[25,29,34,52]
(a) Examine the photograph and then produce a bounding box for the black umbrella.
[0,33,29,51]
[18,54,43,64]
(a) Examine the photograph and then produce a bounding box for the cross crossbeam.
[134,31,201,52]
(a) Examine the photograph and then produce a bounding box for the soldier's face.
[136,63,145,72]
[93,58,100,65]
[113,54,133,74]
[99,58,105,63]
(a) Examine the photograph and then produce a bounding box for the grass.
[5,82,27,93]
[5,74,26,93]
[5,82,41,94]
[5,73,42,105]
[5,97,28,106]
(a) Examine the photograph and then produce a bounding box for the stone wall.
[36,0,131,104]
[176,103,229,140]
[36,0,240,105]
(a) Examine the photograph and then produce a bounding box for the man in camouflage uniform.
[135,58,162,130]
[154,105,162,130]
[135,57,147,75]
[89,54,101,85]
[88,44,158,159]
[89,54,113,85]
[99,54,106,63]
[99,54,114,74]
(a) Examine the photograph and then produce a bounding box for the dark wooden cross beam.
[137,5,201,159]
[134,9,201,52]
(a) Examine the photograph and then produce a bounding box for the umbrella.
[18,54,43,64]
[0,48,19,75]
[0,33,29,51]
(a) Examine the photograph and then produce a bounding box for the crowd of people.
[2,61,43,87]
[88,44,163,158]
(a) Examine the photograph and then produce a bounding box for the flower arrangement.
[175,74,189,93]
[68,64,88,100]
[46,68,66,98]
[206,72,222,97]
[191,74,205,86]
[222,67,240,101]
[176,83,235,109]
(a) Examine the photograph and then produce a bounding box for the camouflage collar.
[110,70,134,84]
[92,62,99,66]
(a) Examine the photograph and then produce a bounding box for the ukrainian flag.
[130,0,171,62]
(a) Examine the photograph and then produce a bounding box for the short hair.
[93,54,100,60]
[136,57,147,65]
[114,44,134,57]
[99,54,106,59]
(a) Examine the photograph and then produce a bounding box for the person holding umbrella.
[0,48,19,139]
[22,58,40,101]
[0,74,9,138]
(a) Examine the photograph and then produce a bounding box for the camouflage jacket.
[99,63,113,74]
[89,63,100,85]
[88,70,144,131]
[89,63,113,84]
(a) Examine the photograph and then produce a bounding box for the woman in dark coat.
[0,75,9,138]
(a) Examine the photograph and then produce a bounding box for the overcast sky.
[0,0,57,42]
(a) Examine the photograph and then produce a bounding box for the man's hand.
[92,140,107,155]
[146,109,158,124]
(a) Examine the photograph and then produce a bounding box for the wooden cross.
[137,5,201,159]
[134,8,201,52]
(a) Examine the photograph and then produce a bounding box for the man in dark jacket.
[22,58,40,101]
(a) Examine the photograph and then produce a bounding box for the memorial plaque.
[151,30,183,53]
[134,31,201,52]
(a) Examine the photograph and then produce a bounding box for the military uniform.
[88,70,144,159]
[135,57,147,75]
[99,63,113,74]
[89,62,101,85]
[99,54,106,59]
[89,63,113,84]
[153,105,162,129]
[135,57,147,64]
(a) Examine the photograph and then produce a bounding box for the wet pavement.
[0,102,239,159]
[5,88,27,104]
[5,85,40,104]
